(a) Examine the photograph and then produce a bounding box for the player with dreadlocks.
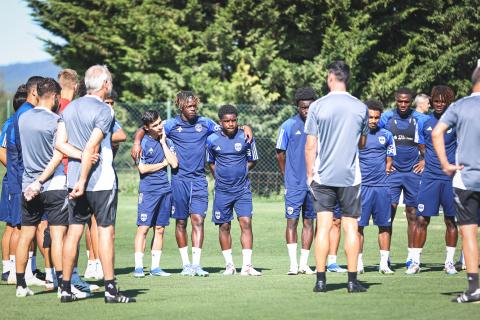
[409,85,458,275]
[131,91,253,276]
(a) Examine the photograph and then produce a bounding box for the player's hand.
[243,125,253,143]
[160,132,167,145]
[306,176,313,187]
[386,166,396,175]
[69,181,86,199]
[131,143,142,163]
[91,153,100,165]
[441,163,464,176]
[24,180,42,201]
[413,160,425,174]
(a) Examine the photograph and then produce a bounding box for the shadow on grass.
[440,291,464,297]
[420,263,447,272]
[90,288,149,300]
[314,281,381,292]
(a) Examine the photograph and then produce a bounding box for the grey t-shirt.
[19,107,66,192]
[304,91,368,187]
[60,95,115,191]
[439,92,480,191]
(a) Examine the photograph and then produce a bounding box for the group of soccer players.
[0,60,479,304]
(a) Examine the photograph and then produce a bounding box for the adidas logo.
[215,146,221,151]
[177,127,183,132]
[427,126,433,131]
[295,130,302,135]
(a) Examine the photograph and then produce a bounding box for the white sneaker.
[240,265,262,276]
[357,262,365,274]
[25,275,46,287]
[287,265,298,275]
[405,263,420,275]
[71,285,89,299]
[84,262,97,280]
[444,261,458,275]
[298,265,315,275]
[379,265,395,275]
[7,269,16,285]
[16,286,34,297]
[223,263,236,276]
[95,261,104,280]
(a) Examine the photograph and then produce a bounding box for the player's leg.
[378,226,393,273]
[83,218,96,279]
[236,189,260,276]
[133,225,149,277]
[171,179,192,272]
[358,226,365,267]
[15,225,36,297]
[89,216,102,279]
[404,172,421,264]
[441,180,458,274]
[327,212,347,273]
[387,172,402,266]
[7,225,20,284]
[285,188,304,274]
[299,216,315,274]
[1,224,13,280]
[190,179,209,276]
[150,191,171,277]
[134,191,155,277]
[357,186,373,274]
[7,193,22,284]
[213,190,235,275]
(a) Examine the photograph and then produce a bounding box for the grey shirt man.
[60,95,115,191]
[439,92,480,191]
[19,107,66,192]
[304,91,368,187]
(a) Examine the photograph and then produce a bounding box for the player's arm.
[247,160,256,171]
[131,127,146,162]
[69,128,104,199]
[208,162,215,177]
[240,125,253,143]
[207,139,216,177]
[275,150,286,176]
[358,135,367,149]
[432,122,463,176]
[137,160,168,174]
[0,148,6,167]
[112,128,127,143]
[358,108,368,149]
[56,121,99,163]
[305,135,317,186]
[246,138,258,171]
[160,134,178,169]
[413,144,425,173]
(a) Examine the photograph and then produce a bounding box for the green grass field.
[0,194,479,320]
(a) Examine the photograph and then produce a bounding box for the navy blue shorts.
[212,188,252,224]
[8,193,22,226]
[171,178,208,220]
[284,188,316,220]
[417,178,456,217]
[0,176,9,222]
[137,191,171,227]
[388,171,421,207]
[358,186,392,227]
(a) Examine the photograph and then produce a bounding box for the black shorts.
[21,190,68,226]
[310,182,361,218]
[453,188,480,225]
[68,189,117,227]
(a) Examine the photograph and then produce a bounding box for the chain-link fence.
[113,102,298,196]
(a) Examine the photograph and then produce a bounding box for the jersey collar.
[470,92,480,96]
[85,94,104,103]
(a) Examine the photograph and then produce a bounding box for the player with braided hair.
[408,85,458,275]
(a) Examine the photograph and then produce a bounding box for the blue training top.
[276,114,308,190]
[207,129,258,192]
[359,128,396,186]
[139,135,175,193]
[163,115,220,180]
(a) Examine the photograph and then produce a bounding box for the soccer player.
[276,87,317,275]
[56,65,135,303]
[133,111,177,278]
[57,69,78,114]
[414,94,431,114]
[357,100,396,275]
[15,78,71,297]
[131,91,252,276]
[305,61,368,293]
[1,85,27,282]
[433,66,480,303]
[408,86,458,275]
[7,76,46,287]
[207,105,261,276]
[378,88,428,267]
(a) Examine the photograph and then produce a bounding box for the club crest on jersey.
[148,147,154,154]
[140,213,148,222]
[195,124,202,132]
[215,211,221,220]
[287,207,294,215]
[378,136,386,145]
[234,143,242,152]
[418,204,424,212]
[447,128,453,134]
[138,193,143,204]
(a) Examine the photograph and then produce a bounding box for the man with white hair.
[414,94,431,114]
[56,65,135,303]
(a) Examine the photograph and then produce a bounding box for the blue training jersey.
[276,114,308,190]
[163,115,219,180]
[421,114,456,181]
[0,117,13,185]
[138,135,175,193]
[378,109,425,172]
[207,129,258,192]
[7,102,34,193]
[359,128,396,186]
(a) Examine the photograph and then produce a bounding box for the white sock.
[2,260,9,273]
[192,247,202,266]
[28,251,36,273]
[222,249,234,266]
[45,267,53,282]
[460,251,465,265]
[358,253,364,266]
[407,247,413,261]
[287,243,298,268]
[327,255,337,266]
[151,250,162,270]
[95,259,103,272]
[87,259,95,266]
[242,249,252,268]
[380,250,390,267]
[411,248,422,264]
[9,255,15,274]
[445,246,456,264]
[179,247,190,266]
[134,252,144,269]
[86,250,90,259]
[25,252,34,277]
[299,249,310,268]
